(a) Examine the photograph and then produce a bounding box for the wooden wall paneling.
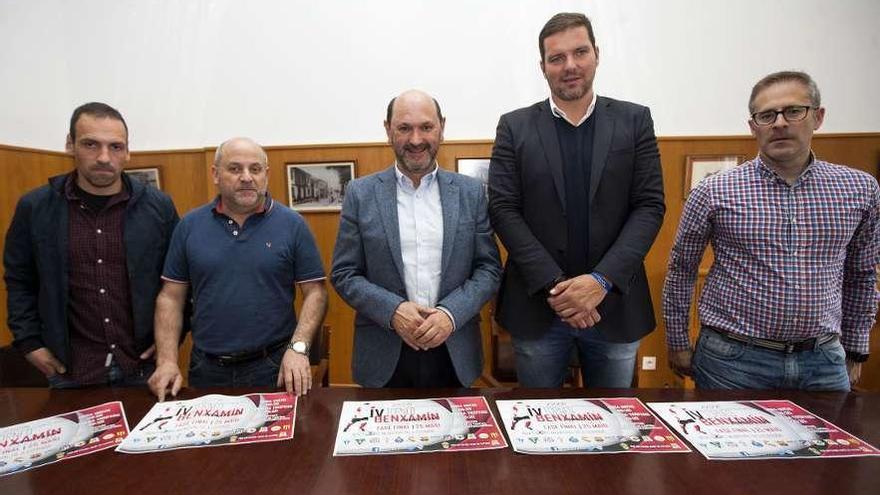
[127,149,210,216]
[267,143,390,386]
[0,146,72,346]
[637,137,758,388]
[2,135,879,390]
[126,149,210,383]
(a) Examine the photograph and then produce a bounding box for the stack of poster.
[333,396,506,456]
[1,402,129,477]
[117,393,296,454]
[496,398,689,455]
[648,400,880,460]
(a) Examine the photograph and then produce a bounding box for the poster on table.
[648,400,880,460]
[496,398,690,455]
[117,393,296,454]
[333,396,507,456]
[1,401,129,477]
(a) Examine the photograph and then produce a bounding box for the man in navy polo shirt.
[148,137,327,399]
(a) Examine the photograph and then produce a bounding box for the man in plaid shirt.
[663,71,880,391]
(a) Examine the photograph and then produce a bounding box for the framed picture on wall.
[287,161,355,212]
[456,158,490,198]
[124,167,162,190]
[684,155,744,196]
[455,158,490,184]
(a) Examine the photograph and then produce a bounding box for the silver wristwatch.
[287,340,309,356]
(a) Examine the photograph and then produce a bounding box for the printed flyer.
[1,401,129,477]
[648,400,880,460]
[117,393,296,453]
[496,398,690,455]
[333,396,507,456]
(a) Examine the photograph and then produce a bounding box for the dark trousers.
[385,343,462,388]
[188,346,284,388]
[47,361,155,389]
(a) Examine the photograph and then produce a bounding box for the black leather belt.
[705,326,837,354]
[201,339,288,366]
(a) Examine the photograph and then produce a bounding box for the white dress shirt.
[394,165,456,328]
[549,91,598,127]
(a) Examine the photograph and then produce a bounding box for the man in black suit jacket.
[488,12,665,388]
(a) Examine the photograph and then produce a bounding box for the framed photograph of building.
[684,155,744,196]
[124,167,162,190]
[456,158,490,197]
[287,161,355,212]
[456,158,490,184]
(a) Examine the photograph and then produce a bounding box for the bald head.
[385,89,444,125]
[214,137,268,167]
[212,137,270,216]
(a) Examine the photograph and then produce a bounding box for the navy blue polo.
[162,196,325,354]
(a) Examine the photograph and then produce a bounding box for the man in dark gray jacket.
[488,13,665,388]
[4,102,179,387]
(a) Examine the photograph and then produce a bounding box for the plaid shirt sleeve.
[663,183,714,351]
[840,178,880,354]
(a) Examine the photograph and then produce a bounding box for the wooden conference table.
[0,386,878,494]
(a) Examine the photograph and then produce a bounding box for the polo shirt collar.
[212,193,274,216]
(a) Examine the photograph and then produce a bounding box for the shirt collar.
[64,170,131,205]
[212,193,273,216]
[549,92,598,127]
[394,163,439,190]
[754,151,817,184]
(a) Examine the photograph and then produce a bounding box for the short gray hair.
[749,70,821,114]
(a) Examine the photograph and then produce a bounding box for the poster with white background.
[334,396,506,456]
[649,400,880,460]
[496,398,689,455]
[1,401,128,477]
[117,393,296,454]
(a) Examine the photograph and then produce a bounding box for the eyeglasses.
[750,105,815,126]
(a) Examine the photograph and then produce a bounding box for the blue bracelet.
[590,272,612,292]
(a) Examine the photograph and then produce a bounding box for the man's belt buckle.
[215,353,248,366]
[711,327,835,354]
[211,339,286,366]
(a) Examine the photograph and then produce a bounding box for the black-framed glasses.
[751,105,815,126]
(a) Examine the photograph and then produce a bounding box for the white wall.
[1,0,878,151]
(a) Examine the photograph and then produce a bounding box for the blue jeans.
[511,317,640,388]
[47,361,155,389]
[188,346,284,388]
[692,327,851,391]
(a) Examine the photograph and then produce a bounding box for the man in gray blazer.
[331,90,501,388]
[488,13,665,388]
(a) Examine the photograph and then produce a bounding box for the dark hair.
[69,102,128,141]
[748,71,821,114]
[539,12,596,61]
[385,96,444,123]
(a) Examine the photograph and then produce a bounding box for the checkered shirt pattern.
[663,156,880,354]
[65,180,138,385]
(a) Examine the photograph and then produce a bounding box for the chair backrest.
[0,346,48,387]
[308,325,330,366]
[309,325,331,387]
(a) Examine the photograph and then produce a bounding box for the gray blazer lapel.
[590,97,614,202]
[536,100,566,211]
[438,170,459,275]
[375,167,406,281]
